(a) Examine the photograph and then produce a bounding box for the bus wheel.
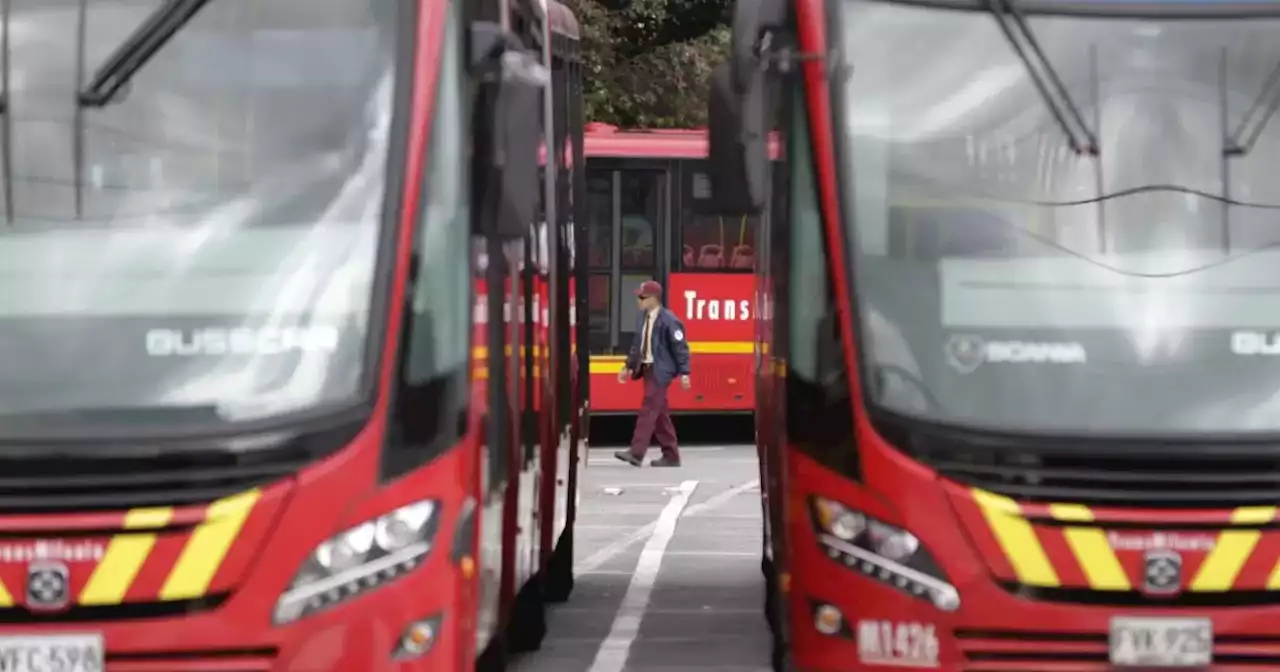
[544,525,576,602]
[763,552,793,671]
[763,554,777,631]
[507,576,548,653]
[475,632,507,672]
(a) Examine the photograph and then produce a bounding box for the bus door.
[585,161,673,412]
[667,159,759,412]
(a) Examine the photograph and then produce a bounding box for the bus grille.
[107,645,278,672]
[922,449,1280,508]
[875,415,1280,508]
[957,629,1280,670]
[0,443,312,513]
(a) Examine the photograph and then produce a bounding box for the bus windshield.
[838,0,1280,434]
[0,1,407,433]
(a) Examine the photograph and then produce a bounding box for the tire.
[475,631,507,672]
[763,553,793,672]
[507,576,548,653]
[544,526,576,602]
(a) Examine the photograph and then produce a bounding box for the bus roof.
[584,123,781,160]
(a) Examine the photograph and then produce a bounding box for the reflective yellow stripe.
[160,490,261,600]
[973,489,1059,586]
[1267,558,1280,589]
[1048,504,1129,591]
[473,367,542,379]
[80,507,174,605]
[688,341,754,354]
[0,578,13,607]
[1192,506,1275,592]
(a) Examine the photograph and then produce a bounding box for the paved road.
[513,444,772,672]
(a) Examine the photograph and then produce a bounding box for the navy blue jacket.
[626,307,691,386]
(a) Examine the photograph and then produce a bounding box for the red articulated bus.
[709,0,1280,670]
[0,0,584,670]
[583,124,777,414]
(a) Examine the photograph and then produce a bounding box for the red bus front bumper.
[0,421,478,672]
[786,451,1280,671]
[0,549,466,672]
[790,553,1280,671]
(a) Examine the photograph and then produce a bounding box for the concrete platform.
[512,445,772,672]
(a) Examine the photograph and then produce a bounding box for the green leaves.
[564,0,730,128]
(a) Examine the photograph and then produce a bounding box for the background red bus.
[583,124,763,415]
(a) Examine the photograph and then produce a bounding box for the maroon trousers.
[628,367,679,459]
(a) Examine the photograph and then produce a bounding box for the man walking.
[615,280,690,467]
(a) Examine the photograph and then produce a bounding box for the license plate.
[1110,617,1212,667]
[0,635,103,672]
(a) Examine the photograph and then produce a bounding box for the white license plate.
[1110,617,1212,667]
[0,635,103,672]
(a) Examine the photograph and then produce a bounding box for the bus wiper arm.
[78,0,214,108]
[984,0,1098,155]
[1224,61,1280,157]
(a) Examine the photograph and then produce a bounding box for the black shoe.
[650,456,681,467]
[614,450,643,467]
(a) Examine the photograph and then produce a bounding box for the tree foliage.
[564,0,730,128]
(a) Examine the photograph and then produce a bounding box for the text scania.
[146,326,340,357]
[987,341,1087,364]
[683,290,751,321]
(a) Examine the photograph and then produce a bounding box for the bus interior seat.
[697,244,723,268]
[730,245,754,269]
[623,246,653,266]
[683,244,695,268]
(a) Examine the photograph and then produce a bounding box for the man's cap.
[635,280,663,298]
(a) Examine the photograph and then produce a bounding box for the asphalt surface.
[512,444,772,672]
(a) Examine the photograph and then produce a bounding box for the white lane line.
[683,479,760,518]
[574,479,760,574]
[587,479,698,672]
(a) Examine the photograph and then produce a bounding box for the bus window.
[586,169,612,353]
[617,170,663,348]
[678,160,757,272]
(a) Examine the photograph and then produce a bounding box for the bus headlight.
[274,499,441,624]
[809,496,959,612]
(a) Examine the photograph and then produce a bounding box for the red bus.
[709,0,1280,670]
[0,0,584,670]
[583,124,765,414]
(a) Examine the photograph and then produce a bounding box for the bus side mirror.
[708,63,770,215]
[491,50,547,241]
[470,22,548,241]
[706,0,785,216]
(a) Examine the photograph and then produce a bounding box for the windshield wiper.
[77,0,214,108]
[984,0,1099,155]
[1224,60,1280,157]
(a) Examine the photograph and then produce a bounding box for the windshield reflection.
[0,0,399,431]
[839,0,1280,434]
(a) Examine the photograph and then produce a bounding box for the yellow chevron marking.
[973,489,1059,587]
[160,489,261,600]
[80,507,174,605]
[1048,504,1130,591]
[1191,506,1275,592]
[1266,557,1280,590]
